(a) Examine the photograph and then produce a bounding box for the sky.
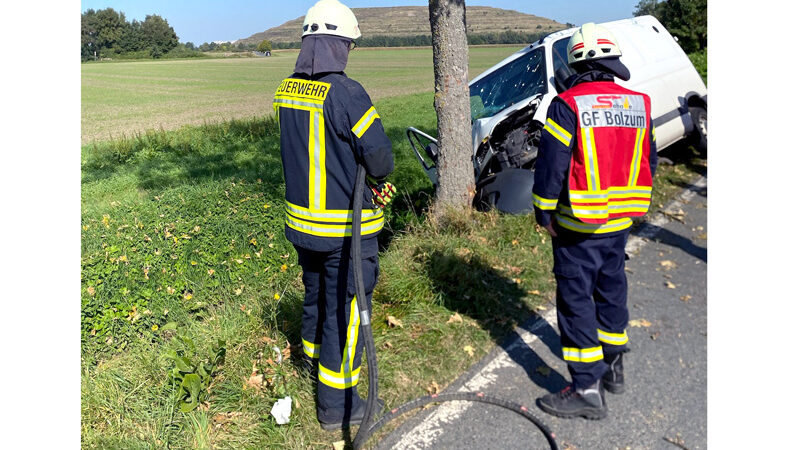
[80,0,644,45]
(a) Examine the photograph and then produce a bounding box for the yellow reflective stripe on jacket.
[285,202,384,223]
[597,329,628,346]
[352,106,379,138]
[544,118,573,147]
[555,214,633,234]
[562,346,603,363]
[286,214,384,238]
[318,297,362,389]
[581,127,601,191]
[308,110,326,210]
[318,364,361,389]
[532,193,559,210]
[627,127,646,186]
[302,338,320,359]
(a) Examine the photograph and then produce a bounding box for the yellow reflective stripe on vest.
[318,297,362,389]
[555,214,632,234]
[302,338,320,359]
[562,346,603,363]
[581,127,601,191]
[352,106,379,138]
[597,329,628,346]
[532,193,559,210]
[285,213,384,237]
[544,118,573,147]
[627,127,646,186]
[285,202,384,223]
[569,186,653,201]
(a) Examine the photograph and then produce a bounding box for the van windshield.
[469,47,546,121]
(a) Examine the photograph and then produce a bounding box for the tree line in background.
[82,8,184,61]
[272,29,560,49]
[633,0,706,53]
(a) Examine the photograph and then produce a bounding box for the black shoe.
[318,398,385,431]
[536,380,607,420]
[602,352,625,394]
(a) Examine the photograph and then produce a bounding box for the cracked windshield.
[469,47,546,121]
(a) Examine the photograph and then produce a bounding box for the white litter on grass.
[270,396,292,424]
[273,346,283,364]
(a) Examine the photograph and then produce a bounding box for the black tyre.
[689,105,707,156]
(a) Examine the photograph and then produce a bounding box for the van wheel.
[689,105,707,157]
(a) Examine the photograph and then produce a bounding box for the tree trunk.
[428,0,474,217]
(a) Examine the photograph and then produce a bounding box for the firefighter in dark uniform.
[533,23,658,420]
[273,0,396,430]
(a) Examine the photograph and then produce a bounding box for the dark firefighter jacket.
[533,69,658,237]
[274,72,393,255]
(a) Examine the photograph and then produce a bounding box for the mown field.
[81,46,523,144]
[81,47,706,448]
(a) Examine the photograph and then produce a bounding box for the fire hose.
[349,164,559,449]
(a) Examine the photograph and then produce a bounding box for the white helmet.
[567,23,622,65]
[302,0,362,40]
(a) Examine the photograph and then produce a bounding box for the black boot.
[536,379,607,420]
[318,397,385,431]
[602,352,625,394]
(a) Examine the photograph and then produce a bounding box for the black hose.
[350,165,558,450]
[351,165,379,449]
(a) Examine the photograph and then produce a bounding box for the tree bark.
[428,0,474,217]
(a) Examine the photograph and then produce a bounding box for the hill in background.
[237,6,569,45]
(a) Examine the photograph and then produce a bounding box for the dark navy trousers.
[295,244,378,420]
[551,229,630,389]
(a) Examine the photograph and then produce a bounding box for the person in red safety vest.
[533,23,658,420]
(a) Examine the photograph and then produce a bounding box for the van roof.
[469,15,662,86]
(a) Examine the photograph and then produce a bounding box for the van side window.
[552,37,575,92]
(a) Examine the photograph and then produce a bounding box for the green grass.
[82,45,707,448]
[81,90,704,448]
[81,46,523,144]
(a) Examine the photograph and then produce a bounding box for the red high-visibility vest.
[558,81,653,224]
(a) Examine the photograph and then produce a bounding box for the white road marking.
[391,175,707,449]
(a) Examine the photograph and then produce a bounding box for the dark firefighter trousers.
[295,244,378,419]
[552,228,630,389]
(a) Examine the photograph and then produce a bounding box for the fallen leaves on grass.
[536,365,551,377]
[387,315,403,328]
[86,286,96,296]
[332,441,345,450]
[629,318,652,328]
[463,345,475,357]
[527,289,541,295]
[446,313,463,324]
[245,372,264,391]
[427,381,441,395]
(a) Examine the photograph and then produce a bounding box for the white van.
[407,15,707,213]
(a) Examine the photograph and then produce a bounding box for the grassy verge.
[81,90,705,448]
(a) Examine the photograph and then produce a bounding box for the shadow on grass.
[81,119,439,253]
[423,250,568,392]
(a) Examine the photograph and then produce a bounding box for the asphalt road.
[376,176,708,450]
